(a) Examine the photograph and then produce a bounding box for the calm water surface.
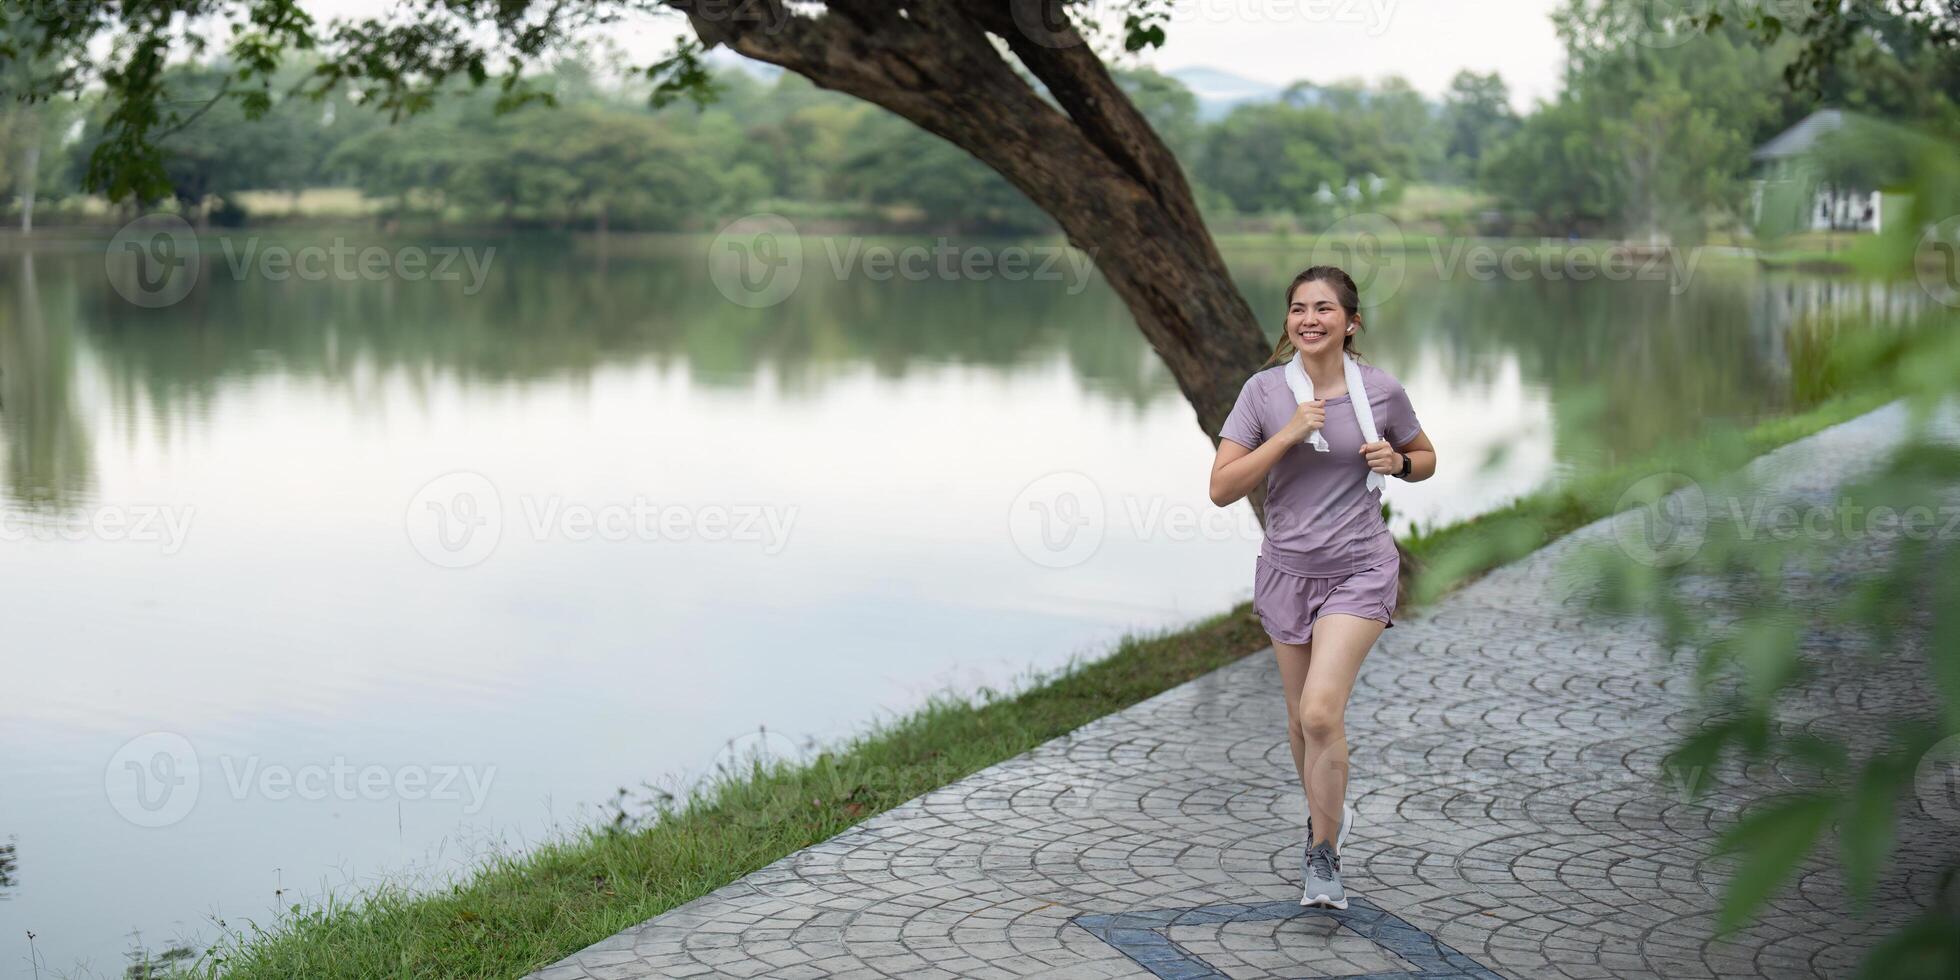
[0,232,1930,976]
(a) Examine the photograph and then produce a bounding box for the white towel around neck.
[1284,349,1386,495]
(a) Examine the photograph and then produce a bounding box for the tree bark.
[674,0,1274,463]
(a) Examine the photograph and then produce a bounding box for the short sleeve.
[1218,375,1265,450]
[1384,380,1423,448]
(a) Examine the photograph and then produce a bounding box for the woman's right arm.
[1210,400,1322,506]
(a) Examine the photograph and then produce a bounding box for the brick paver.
[528,400,1958,980]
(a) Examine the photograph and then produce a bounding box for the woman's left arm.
[1393,430,1436,482]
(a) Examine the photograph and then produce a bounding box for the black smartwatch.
[1395,451,1413,479]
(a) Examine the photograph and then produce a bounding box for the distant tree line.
[2,0,1952,240]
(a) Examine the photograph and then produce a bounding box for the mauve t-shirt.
[1217,361,1423,576]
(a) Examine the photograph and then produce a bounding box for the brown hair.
[1259,265,1367,369]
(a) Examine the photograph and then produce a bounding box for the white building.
[1750,109,1885,234]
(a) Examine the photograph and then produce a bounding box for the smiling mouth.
[1299,329,1327,341]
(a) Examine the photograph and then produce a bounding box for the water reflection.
[0,253,94,508]
[0,232,1933,977]
[4,233,1933,511]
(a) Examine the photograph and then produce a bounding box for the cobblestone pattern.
[527,400,1959,980]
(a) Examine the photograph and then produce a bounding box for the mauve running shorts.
[1252,551,1399,645]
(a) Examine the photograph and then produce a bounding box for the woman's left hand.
[1360,440,1401,475]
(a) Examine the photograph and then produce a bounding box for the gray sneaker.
[1299,840,1347,909]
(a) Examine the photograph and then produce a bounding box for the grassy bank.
[173,366,1917,979]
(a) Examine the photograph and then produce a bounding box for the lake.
[0,229,1932,976]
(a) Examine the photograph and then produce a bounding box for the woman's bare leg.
[1299,613,1385,848]
[1272,636,1314,817]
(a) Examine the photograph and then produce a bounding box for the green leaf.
[1781,733,1848,772]
[1662,721,1733,801]
[1713,794,1834,933]
[1839,761,1901,908]
[1735,615,1802,706]
[1932,552,1960,732]
[1854,906,1960,980]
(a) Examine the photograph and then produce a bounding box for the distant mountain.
[1166,66,1287,120]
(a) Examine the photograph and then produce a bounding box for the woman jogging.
[1207,265,1436,909]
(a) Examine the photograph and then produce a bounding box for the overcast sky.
[300,0,1569,111]
[1140,0,1568,109]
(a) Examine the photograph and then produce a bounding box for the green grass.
[184,381,1905,979]
[192,606,1277,978]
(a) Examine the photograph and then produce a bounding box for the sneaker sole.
[1299,891,1348,910]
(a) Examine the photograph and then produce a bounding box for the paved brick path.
[528,400,1957,980]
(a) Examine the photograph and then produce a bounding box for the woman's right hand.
[1278,399,1326,446]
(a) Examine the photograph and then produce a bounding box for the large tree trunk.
[676,1,1273,472]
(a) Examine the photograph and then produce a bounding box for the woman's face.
[1286,279,1351,357]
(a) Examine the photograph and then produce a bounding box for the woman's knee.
[1296,694,1345,742]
